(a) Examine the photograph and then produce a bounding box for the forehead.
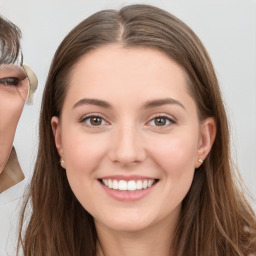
[69,44,189,91]
[63,45,196,117]
[69,45,191,100]
[62,45,197,115]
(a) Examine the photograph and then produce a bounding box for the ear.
[195,117,216,168]
[51,116,65,167]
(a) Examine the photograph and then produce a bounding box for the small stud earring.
[60,158,65,168]
[198,158,203,163]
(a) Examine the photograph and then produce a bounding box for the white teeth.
[136,180,143,190]
[119,180,127,190]
[108,179,113,189]
[127,181,136,191]
[113,180,118,190]
[148,180,154,187]
[102,179,156,191]
[142,180,148,189]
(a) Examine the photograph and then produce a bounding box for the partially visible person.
[18,4,256,256]
[0,15,37,193]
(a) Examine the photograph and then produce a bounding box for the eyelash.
[79,113,176,129]
[80,114,109,127]
[0,77,20,87]
[147,114,176,128]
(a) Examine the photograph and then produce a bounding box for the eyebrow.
[73,98,111,109]
[144,98,185,110]
[0,64,26,77]
[73,97,185,110]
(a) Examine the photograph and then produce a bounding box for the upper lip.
[99,175,158,181]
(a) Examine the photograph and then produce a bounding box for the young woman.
[18,4,256,256]
[0,15,37,193]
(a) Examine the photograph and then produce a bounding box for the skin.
[0,64,29,173]
[52,44,216,256]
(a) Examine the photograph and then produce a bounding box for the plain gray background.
[0,0,255,255]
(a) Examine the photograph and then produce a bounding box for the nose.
[108,123,146,166]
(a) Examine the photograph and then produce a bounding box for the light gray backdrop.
[0,0,255,255]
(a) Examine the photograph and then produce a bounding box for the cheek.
[148,132,198,190]
[62,129,108,176]
[151,133,197,166]
[0,97,24,172]
[0,96,25,139]
[62,131,110,214]
[148,134,197,210]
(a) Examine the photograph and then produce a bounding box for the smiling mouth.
[100,179,159,191]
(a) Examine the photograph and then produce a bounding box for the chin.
[94,209,158,233]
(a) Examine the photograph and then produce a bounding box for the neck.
[95,215,178,256]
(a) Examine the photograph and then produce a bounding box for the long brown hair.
[18,4,256,255]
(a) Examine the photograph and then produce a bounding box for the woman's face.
[52,45,215,234]
[0,64,29,173]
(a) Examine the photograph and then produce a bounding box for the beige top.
[0,147,24,194]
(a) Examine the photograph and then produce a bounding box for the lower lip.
[100,182,156,201]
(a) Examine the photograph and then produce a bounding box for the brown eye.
[154,117,167,126]
[148,115,175,127]
[0,77,20,86]
[90,116,102,126]
[81,115,108,127]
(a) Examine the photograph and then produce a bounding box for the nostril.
[108,143,147,165]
